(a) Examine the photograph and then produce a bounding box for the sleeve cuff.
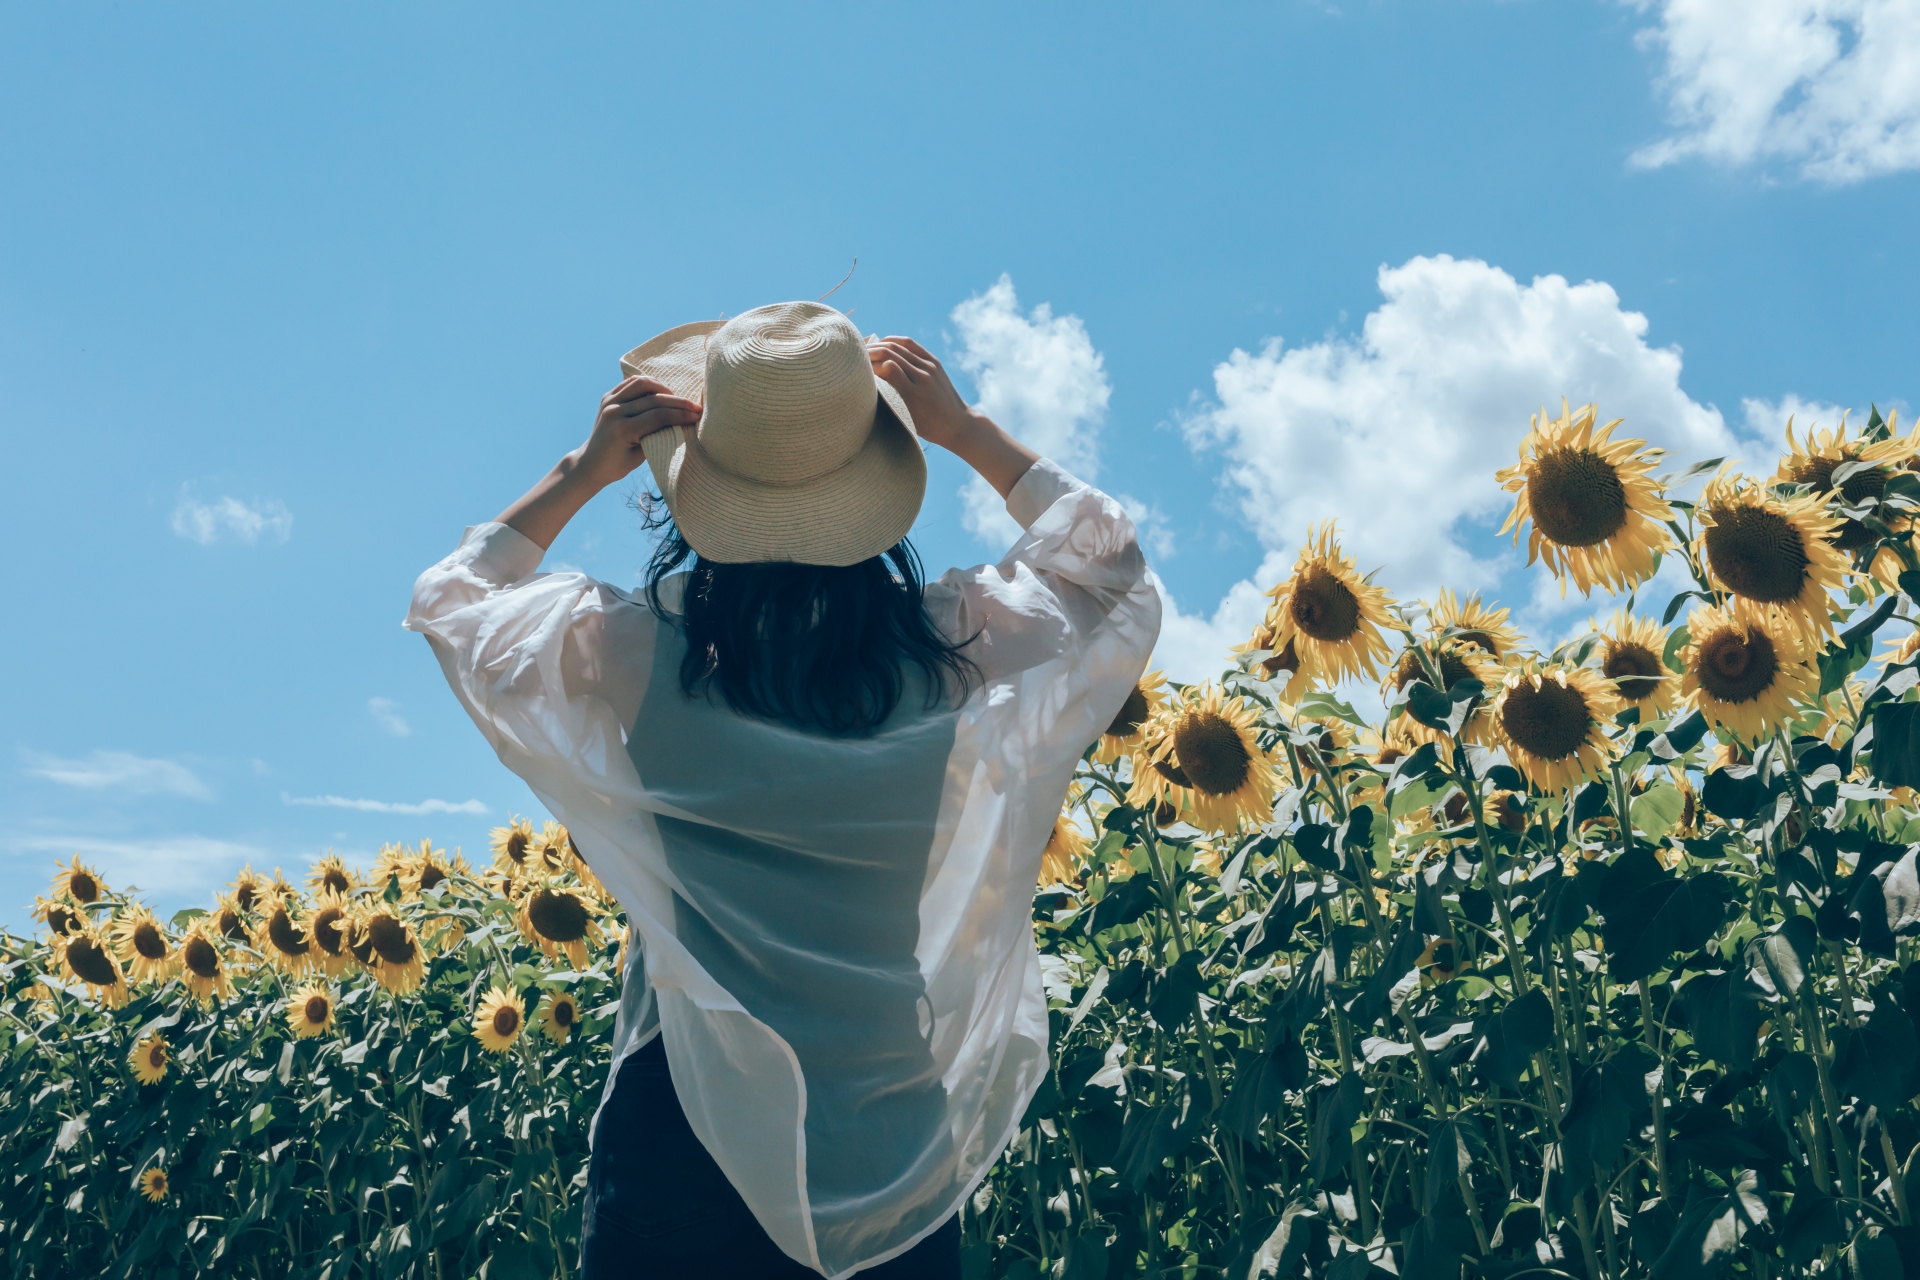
[455,521,546,587]
[1005,458,1083,531]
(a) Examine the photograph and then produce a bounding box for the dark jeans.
[581,1037,961,1279]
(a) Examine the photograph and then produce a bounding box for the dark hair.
[636,499,977,738]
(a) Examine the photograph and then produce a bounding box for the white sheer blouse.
[405,459,1160,1278]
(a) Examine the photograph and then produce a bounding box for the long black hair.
[636,496,978,738]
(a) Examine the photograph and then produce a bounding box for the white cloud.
[283,793,487,816]
[1740,393,1857,441]
[25,749,212,800]
[1151,563,1283,684]
[171,492,293,545]
[1630,0,1920,182]
[367,697,412,738]
[951,275,1111,545]
[1182,255,1771,619]
[15,834,271,904]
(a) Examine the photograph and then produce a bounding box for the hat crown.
[699,302,877,484]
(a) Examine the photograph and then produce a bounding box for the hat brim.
[619,321,928,566]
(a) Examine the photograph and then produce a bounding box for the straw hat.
[619,301,926,566]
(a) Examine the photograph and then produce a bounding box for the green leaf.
[1871,701,1920,789]
[1630,783,1686,840]
[1683,970,1767,1069]
[1305,1072,1364,1185]
[1651,1170,1767,1280]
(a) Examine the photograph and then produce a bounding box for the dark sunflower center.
[1500,678,1593,762]
[1259,639,1301,681]
[132,921,168,960]
[1603,641,1665,700]
[67,936,119,986]
[553,1000,576,1027]
[1455,628,1499,655]
[417,864,446,891]
[367,914,416,965]
[1376,745,1405,767]
[1527,448,1629,546]
[1289,565,1362,642]
[1696,626,1779,704]
[235,883,258,912]
[1152,756,1192,787]
[1392,649,1474,692]
[311,908,346,954]
[321,869,351,894]
[507,832,529,864]
[1173,711,1253,797]
[1790,457,1838,492]
[528,890,589,943]
[493,1006,521,1037]
[70,873,101,903]
[1429,941,1457,970]
[1704,505,1811,603]
[146,1041,166,1067]
[1105,686,1151,738]
[183,935,220,979]
[218,909,247,941]
[268,908,308,956]
[47,905,77,934]
[304,995,330,1025]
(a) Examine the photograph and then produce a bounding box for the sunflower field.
[11,401,1920,1280]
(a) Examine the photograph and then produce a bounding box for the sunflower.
[1350,725,1416,808]
[1382,639,1501,747]
[138,1168,170,1204]
[1711,739,1752,771]
[1680,600,1816,742]
[176,923,233,1005]
[1496,400,1674,595]
[1241,625,1310,700]
[1594,611,1677,718]
[1777,413,1919,576]
[473,987,526,1054]
[1484,789,1529,835]
[1254,523,1397,690]
[1429,589,1525,662]
[538,991,581,1044]
[1138,685,1278,832]
[397,839,467,896]
[560,832,608,899]
[489,818,538,878]
[306,852,359,898]
[55,927,128,1008]
[306,894,355,977]
[129,1032,169,1085]
[50,855,107,906]
[514,880,606,969]
[109,905,177,984]
[1667,766,1699,839]
[351,905,427,994]
[370,842,413,897]
[30,895,84,938]
[227,864,267,915]
[209,892,252,947]
[531,822,574,876]
[1696,469,1848,636]
[1490,664,1623,793]
[286,983,336,1039]
[253,891,315,974]
[1094,671,1170,764]
[1039,814,1091,887]
[1418,937,1471,983]
[1884,629,1920,669]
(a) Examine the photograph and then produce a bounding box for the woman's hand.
[575,376,704,489]
[494,377,702,551]
[869,336,1038,499]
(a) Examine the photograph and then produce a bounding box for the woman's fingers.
[619,402,701,438]
[614,393,701,419]
[604,375,676,405]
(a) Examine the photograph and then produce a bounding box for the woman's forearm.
[494,450,603,551]
[945,412,1040,499]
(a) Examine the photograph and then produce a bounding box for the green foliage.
[0,875,618,1280]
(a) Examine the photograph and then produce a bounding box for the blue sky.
[3,2,1916,928]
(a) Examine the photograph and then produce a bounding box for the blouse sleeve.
[402,522,658,826]
[925,458,1162,752]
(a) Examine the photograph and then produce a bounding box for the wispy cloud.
[283,793,487,816]
[171,492,293,545]
[1629,0,1920,183]
[15,834,272,903]
[25,750,212,800]
[367,698,412,738]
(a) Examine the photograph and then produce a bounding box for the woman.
[408,301,1159,1278]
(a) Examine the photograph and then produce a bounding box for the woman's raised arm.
[494,375,703,550]
[868,336,1039,498]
